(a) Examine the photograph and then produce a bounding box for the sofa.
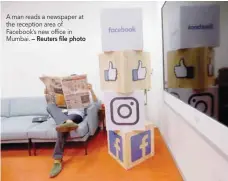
[1,96,101,156]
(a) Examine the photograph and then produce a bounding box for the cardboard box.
[167,47,216,89]
[107,123,154,169]
[99,50,151,93]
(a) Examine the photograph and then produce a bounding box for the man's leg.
[47,104,78,132]
[53,132,68,160]
[50,132,68,178]
[47,104,78,178]
[47,104,69,125]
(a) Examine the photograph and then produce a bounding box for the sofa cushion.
[1,99,10,117]
[1,116,40,141]
[10,97,48,117]
[27,117,89,139]
[27,118,57,139]
[69,118,89,138]
[0,117,7,122]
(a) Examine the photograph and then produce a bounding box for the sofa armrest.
[84,101,101,136]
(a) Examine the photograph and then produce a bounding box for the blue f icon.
[109,131,123,162]
[131,130,151,162]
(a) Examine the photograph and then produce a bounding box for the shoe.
[49,161,62,178]
[56,121,78,133]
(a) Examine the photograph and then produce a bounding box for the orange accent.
[101,104,105,109]
[55,93,66,107]
[1,128,183,181]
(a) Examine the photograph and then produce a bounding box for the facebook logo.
[108,26,136,33]
[131,130,151,162]
[109,131,123,162]
[188,23,214,30]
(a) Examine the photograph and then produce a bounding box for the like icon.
[174,58,194,79]
[104,61,117,81]
[132,60,147,81]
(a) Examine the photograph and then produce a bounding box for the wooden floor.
[1,128,183,181]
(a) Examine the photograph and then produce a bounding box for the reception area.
[1,1,228,181]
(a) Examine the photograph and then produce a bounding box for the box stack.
[99,8,154,169]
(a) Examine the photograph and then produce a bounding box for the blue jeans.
[47,104,83,159]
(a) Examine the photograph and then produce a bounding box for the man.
[47,83,97,178]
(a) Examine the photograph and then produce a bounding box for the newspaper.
[39,76,56,104]
[40,74,91,109]
[61,74,91,109]
[39,76,65,104]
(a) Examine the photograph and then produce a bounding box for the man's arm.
[87,83,98,102]
[90,89,98,102]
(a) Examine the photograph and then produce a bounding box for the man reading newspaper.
[40,74,98,178]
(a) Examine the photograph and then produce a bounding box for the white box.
[104,91,145,131]
[170,4,220,50]
[100,8,143,51]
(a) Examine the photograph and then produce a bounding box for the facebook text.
[188,23,213,30]
[108,26,136,33]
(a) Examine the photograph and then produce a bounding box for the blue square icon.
[109,131,123,162]
[131,130,151,162]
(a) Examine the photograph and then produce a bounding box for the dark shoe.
[56,121,78,133]
[49,161,62,178]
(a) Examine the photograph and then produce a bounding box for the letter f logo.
[114,138,120,159]
[139,135,149,157]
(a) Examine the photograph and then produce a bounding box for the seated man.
[46,83,97,178]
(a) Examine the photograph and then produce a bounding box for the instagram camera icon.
[188,93,214,117]
[110,97,139,125]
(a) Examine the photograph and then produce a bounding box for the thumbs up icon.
[132,60,147,81]
[174,58,194,79]
[104,61,117,81]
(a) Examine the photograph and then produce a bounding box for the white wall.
[156,2,228,181]
[0,1,156,104]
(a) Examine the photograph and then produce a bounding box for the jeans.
[47,104,83,159]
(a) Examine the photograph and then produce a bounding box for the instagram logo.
[110,97,139,125]
[170,91,180,99]
[188,93,214,117]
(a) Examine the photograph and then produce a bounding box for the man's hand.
[87,83,92,91]
[44,89,48,94]
[87,83,98,102]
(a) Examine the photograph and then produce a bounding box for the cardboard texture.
[167,47,216,89]
[99,50,151,93]
[107,123,154,170]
